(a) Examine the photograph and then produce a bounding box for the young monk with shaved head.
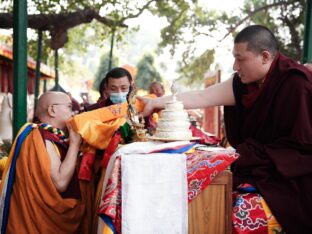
[0,91,92,233]
[140,25,312,233]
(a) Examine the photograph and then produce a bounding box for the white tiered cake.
[153,97,192,140]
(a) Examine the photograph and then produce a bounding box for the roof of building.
[0,43,55,79]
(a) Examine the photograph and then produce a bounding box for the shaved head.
[234,25,278,57]
[35,92,72,126]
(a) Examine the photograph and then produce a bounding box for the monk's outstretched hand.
[136,96,156,117]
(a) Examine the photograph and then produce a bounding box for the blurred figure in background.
[144,81,165,134]
[149,81,165,97]
[80,93,91,111]
[67,92,80,114]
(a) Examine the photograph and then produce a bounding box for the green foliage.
[61,22,114,73]
[155,0,305,60]
[240,0,305,60]
[0,1,12,12]
[177,49,215,87]
[0,34,12,46]
[155,1,219,55]
[135,53,163,91]
[59,59,93,87]
[93,52,119,91]
[0,0,307,88]
[0,0,160,81]
[0,139,12,158]
[154,0,192,56]
[153,0,306,86]
[27,30,52,64]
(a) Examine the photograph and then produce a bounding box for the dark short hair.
[104,67,132,85]
[98,78,107,99]
[99,67,132,98]
[234,25,279,57]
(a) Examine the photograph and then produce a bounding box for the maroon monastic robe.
[39,128,81,199]
[225,53,312,234]
[84,98,113,111]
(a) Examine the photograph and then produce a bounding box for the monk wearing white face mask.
[85,67,132,111]
[81,67,133,215]
[109,91,129,104]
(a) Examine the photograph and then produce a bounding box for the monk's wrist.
[68,142,81,152]
[154,97,165,109]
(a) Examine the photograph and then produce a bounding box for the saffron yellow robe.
[0,125,92,234]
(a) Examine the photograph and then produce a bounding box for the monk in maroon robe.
[225,53,312,234]
[85,67,132,111]
[140,25,312,234]
[81,67,132,181]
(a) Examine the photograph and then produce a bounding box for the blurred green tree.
[155,0,305,85]
[0,0,306,87]
[136,53,163,91]
[93,52,119,91]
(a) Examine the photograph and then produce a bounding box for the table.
[97,145,238,234]
[189,170,232,234]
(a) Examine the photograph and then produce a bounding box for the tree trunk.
[0,9,127,49]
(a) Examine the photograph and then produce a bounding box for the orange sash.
[69,100,148,150]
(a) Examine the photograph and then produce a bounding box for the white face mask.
[109,92,128,104]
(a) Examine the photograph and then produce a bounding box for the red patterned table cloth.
[98,148,238,233]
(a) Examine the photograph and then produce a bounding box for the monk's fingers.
[66,122,71,130]
[136,96,144,101]
[141,105,154,117]
[136,96,148,106]
[136,96,152,117]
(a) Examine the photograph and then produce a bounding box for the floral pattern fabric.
[232,184,284,234]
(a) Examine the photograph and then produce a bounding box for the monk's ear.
[261,50,272,64]
[47,104,56,117]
